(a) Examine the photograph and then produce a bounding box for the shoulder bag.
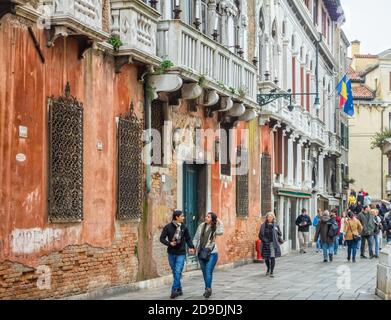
[349,220,361,242]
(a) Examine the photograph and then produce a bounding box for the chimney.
[351,40,361,57]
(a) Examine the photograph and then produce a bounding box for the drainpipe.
[143,72,152,193]
[381,106,385,199]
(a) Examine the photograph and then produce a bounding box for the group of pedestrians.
[160,194,391,299]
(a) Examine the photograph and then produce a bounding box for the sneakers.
[203,288,212,299]
[270,273,274,278]
[361,255,368,259]
[266,270,270,276]
[369,255,375,260]
[177,288,183,296]
[374,255,379,259]
[323,259,328,263]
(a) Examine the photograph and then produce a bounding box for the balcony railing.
[328,132,342,156]
[110,0,160,64]
[260,98,327,145]
[42,0,108,43]
[157,19,257,102]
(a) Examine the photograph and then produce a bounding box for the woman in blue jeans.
[194,212,224,299]
[343,211,363,262]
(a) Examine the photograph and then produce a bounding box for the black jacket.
[160,222,195,256]
[295,214,312,232]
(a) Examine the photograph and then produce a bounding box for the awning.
[318,194,340,206]
[275,188,312,199]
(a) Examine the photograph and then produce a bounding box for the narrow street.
[104,250,380,300]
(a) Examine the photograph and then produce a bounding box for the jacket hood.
[321,215,330,222]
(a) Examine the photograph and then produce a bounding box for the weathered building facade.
[0,0,348,299]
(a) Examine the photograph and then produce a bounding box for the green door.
[183,164,199,267]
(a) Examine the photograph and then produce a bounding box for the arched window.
[272,19,277,40]
[282,20,286,37]
[291,34,296,50]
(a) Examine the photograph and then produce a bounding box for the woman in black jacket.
[259,212,282,277]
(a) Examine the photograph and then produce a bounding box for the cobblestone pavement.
[104,248,381,300]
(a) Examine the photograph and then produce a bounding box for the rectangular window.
[306,73,310,112]
[117,108,143,220]
[300,66,304,106]
[389,72,391,91]
[313,0,319,25]
[292,57,296,96]
[48,85,83,223]
[322,8,327,36]
[201,0,208,34]
[236,147,249,217]
[220,123,232,176]
[151,101,165,166]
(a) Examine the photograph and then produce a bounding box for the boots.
[203,288,212,299]
[329,253,333,262]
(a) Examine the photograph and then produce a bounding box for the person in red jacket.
[331,208,342,255]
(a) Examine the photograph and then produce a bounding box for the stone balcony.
[110,0,161,65]
[42,0,109,46]
[327,131,342,156]
[258,94,327,146]
[156,19,257,107]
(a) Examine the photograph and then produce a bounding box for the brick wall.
[0,223,139,300]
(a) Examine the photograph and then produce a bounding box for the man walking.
[160,210,195,299]
[295,208,312,254]
[358,205,375,259]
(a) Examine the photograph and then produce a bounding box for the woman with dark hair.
[259,212,282,277]
[194,212,224,299]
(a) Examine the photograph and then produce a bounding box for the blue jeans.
[374,234,381,256]
[346,239,358,261]
[388,235,391,244]
[316,236,322,250]
[168,254,186,292]
[360,235,374,257]
[199,253,218,289]
[334,236,340,254]
[321,242,334,261]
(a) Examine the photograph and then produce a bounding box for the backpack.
[327,221,339,238]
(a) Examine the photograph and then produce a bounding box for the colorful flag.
[336,75,354,117]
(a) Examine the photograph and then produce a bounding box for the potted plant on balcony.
[371,129,391,151]
[108,35,123,52]
[238,86,248,99]
[147,60,182,98]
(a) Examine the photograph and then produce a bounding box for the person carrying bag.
[193,212,224,299]
[343,211,363,263]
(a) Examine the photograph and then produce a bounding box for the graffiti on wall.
[10,227,80,254]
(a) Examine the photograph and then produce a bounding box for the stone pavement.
[104,248,381,300]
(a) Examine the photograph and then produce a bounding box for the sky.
[341,0,391,56]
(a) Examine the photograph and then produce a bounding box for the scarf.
[200,223,213,249]
[172,221,182,243]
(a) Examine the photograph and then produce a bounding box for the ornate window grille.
[48,83,83,223]
[117,104,143,220]
[236,147,249,217]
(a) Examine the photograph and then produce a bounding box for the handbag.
[198,245,215,261]
[348,220,361,242]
